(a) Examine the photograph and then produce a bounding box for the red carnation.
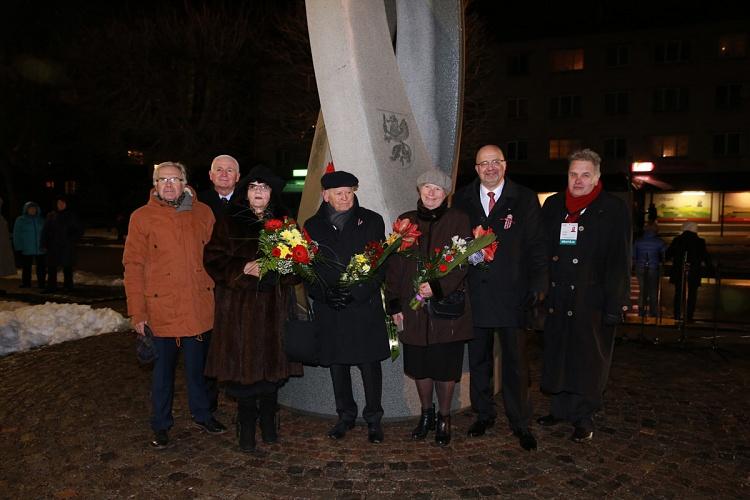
[271,247,282,257]
[444,254,454,262]
[264,219,284,231]
[438,263,448,273]
[291,245,310,264]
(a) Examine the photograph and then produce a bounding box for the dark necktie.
[222,197,230,205]
[488,192,496,213]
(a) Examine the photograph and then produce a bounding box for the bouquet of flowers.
[410,225,498,310]
[257,217,319,282]
[339,218,421,285]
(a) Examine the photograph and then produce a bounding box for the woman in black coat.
[385,169,473,446]
[204,165,302,452]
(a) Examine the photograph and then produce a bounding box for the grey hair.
[210,154,240,173]
[568,149,602,176]
[153,162,188,186]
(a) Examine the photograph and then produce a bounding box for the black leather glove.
[604,312,623,326]
[325,286,354,310]
[523,291,545,310]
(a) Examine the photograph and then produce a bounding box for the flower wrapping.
[409,226,497,310]
[257,217,319,282]
[339,218,421,285]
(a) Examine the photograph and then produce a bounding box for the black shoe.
[467,418,494,437]
[327,420,355,440]
[513,428,537,451]
[411,405,436,440]
[237,420,256,452]
[194,417,227,434]
[435,413,451,446]
[150,430,169,448]
[571,427,593,442]
[258,393,279,444]
[536,414,563,427]
[368,423,384,444]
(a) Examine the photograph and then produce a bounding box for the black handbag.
[135,324,158,364]
[426,290,466,320]
[283,286,321,365]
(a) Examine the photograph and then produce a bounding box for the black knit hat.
[237,164,285,194]
[321,170,359,189]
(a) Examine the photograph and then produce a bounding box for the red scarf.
[565,181,602,222]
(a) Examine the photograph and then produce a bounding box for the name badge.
[560,223,578,245]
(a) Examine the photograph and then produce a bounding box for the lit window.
[713,133,741,157]
[604,91,629,115]
[718,34,747,58]
[64,181,77,194]
[550,95,582,118]
[653,87,689,112]
[654,40,690,63]
[507,97,528,119]
[716,84,742,110]
[506,141,528,161]
[550,49,584,72]
[651,135,689,158]
[549,139,581,159]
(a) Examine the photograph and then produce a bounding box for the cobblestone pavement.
[1,322,749,499]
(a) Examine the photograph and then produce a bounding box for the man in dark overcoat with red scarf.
[539,149,631,442]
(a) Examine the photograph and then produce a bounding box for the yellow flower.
[386,233,400,245]
[280,229,304,247]
[278,244,291,259]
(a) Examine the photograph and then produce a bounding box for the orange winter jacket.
[123,188,215,337]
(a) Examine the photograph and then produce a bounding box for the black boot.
[258,391,279,444]
[411,405,436,440]
[435,412,451,447]
[237,397,257,452]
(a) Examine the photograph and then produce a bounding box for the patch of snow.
[0,301,131,356]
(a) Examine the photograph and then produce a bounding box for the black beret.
[321,170,359,190]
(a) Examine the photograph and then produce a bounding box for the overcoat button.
[552,255,559,262]
[548,308,554,313]
[572,258,579,264]
[551,281,556,287]
[570,285,575,290]
[567,310,573,316]
[579,225,584,231]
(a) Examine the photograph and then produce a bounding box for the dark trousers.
[47,264,73,290]
[468,326,532,431]
[201,330,219,412]
[20,254,46,287]
[150,335,211,431]
[329,362,383,425]
[550,391,598,432]
[636,267,660,317]
[673,280,698,321]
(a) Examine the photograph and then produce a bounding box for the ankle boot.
[258,392,279,444]
[411,405,436,440]
[435,412,451,446]
[237,397,257,452]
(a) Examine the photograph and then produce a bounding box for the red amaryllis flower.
[291,245,310,264]
[271,247,282,257]
[392,218,421,251]
[473,225,498,262]
[438,263,448,273]
[264,219,284,231]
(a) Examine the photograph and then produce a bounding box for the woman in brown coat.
[204,165,302,452]
[385,169,473,446]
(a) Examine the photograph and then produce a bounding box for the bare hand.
[244,260,260,277]
[134,321,146,336]
[392,312,404,330]
[418,282,433,298]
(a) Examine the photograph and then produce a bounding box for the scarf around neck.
[416,198,448,221]
[565,181,602,222]
[325,196,359,230]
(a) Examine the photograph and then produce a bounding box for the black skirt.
[403,341,465,382]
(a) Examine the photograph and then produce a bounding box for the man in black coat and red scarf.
[539,149,631,442]
[454,144,547,451]
[304,170,390,444]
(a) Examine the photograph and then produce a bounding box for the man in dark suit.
[200,154,241,218]
[454,144,547,451]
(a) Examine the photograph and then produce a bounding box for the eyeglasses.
[248,184,271,192]
[157,177,184,184]
[475,159,506,168]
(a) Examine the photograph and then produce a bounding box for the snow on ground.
[9,269,123,287]
[0,301,131,356]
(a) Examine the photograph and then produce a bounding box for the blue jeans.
[151,335,211,431]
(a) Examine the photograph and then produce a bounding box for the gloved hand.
[325,286,354,310]
[523,291,545,310]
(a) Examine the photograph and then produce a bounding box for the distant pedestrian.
[666,222,711,322]
[41,195,84,292]
[647,202,658,223]
[13,201,46,289]
[633,223,666,318]
[0,197,16,291]
[123,161,225,449]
